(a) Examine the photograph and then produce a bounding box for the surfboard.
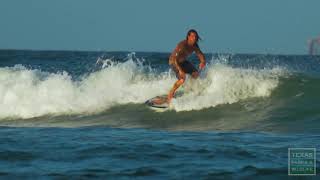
[145,95,169,109]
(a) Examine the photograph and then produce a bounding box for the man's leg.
[169,63,198,102]
[168,78,185,103]
[168,64,185,103]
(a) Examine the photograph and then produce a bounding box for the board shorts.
[170,61,198,79]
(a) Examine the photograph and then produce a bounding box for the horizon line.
[0,48,313,56]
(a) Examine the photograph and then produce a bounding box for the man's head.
[186,29,200,46]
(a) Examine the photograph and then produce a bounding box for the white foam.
[0,59,174,119]
[171,64,281,111]
[0,56,283,119]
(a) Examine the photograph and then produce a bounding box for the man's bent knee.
[178,78,185,84]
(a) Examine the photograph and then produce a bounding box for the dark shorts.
[170,61,198,79]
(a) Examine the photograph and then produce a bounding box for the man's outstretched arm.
[195,46,206,69]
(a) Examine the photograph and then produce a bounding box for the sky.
[0,0,319,54]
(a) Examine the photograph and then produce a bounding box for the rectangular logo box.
[288,148,316,176]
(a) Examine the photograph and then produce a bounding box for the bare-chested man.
[168,29,206,102]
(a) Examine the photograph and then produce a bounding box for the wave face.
[0,50,319,133]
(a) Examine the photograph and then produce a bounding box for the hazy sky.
[0,0,319,54]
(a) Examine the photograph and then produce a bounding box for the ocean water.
[0,50,319,179]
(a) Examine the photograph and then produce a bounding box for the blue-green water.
[0,50,319,179]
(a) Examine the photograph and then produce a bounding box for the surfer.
[167,29,206,103]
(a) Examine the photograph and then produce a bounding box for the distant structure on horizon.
[308,36,320,55]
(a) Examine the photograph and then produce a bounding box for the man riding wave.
[168,29,206,102]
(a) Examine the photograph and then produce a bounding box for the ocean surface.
[0,50,319,179]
